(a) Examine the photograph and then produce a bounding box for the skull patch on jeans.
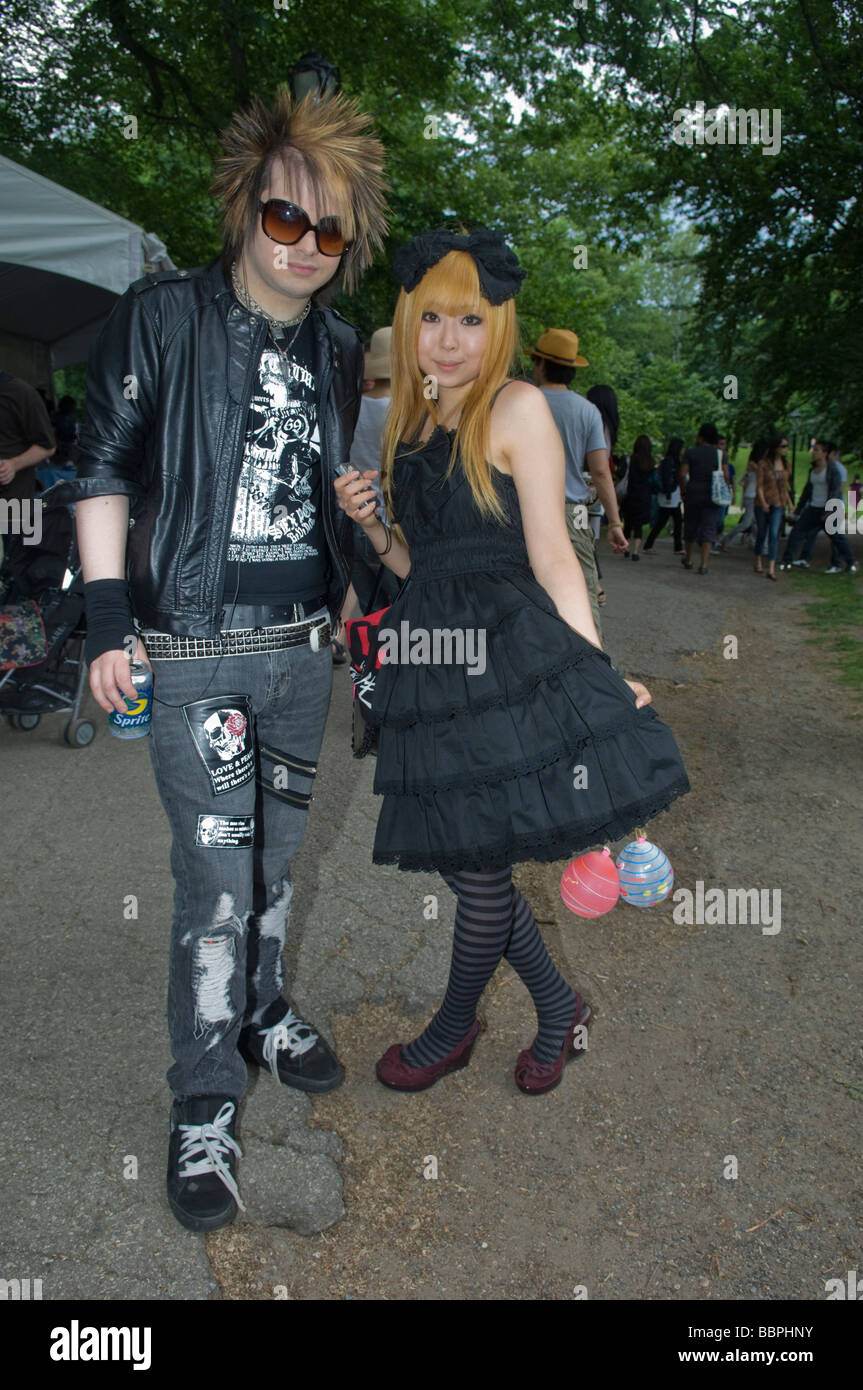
[183,695,255,795]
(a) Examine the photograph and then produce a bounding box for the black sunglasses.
[257,199,349,257]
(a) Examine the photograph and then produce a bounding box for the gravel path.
[212,533,861,1300]
[2,529,858,1300]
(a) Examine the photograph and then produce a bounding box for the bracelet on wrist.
[374,526,393,557]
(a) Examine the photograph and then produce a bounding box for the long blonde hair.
[381,250,522,538]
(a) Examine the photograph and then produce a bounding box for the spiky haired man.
[54,87,388,1231]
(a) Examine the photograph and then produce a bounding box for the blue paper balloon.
[615,837,674,907]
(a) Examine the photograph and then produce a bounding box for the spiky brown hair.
[211,86,388,294]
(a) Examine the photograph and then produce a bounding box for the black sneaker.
[167,1096,244,1232]
[239,998,344,1093]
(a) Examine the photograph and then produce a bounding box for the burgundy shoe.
[514,995,594,1096]
[375,1019,482,1092]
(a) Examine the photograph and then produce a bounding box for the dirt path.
[207,551,861,1300]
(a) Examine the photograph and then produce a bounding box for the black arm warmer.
[83,578,136,666]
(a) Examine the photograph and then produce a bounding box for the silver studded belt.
[140,616,332,660]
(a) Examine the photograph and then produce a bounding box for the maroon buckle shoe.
[376,1019,482,1092]
[514,995,594,1096]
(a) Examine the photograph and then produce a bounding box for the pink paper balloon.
[561,848,621,918]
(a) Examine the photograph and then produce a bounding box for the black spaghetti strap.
[491,379,517,407]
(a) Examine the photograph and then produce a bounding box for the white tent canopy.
[0,154,174,379]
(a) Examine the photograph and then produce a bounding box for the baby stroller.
[0,496,95,747]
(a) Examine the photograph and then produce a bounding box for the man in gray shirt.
[529,329,627,640]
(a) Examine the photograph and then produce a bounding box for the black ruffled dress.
[367,424,690,873]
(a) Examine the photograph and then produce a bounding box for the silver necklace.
[230,262,311,351]
[269,307,310,359]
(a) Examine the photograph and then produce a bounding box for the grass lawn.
[789,568,863,699]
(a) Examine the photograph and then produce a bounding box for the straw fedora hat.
[364,326,392,380]
[529,328,589,367]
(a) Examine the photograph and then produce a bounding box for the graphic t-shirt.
[222,316,328,604]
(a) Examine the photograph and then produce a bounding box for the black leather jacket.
[47,262,363,636]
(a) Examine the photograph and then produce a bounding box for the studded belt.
[140,615,332,660]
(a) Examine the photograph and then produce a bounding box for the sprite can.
[109,659,153,740]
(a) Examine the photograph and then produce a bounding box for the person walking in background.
[825,442,846,501]
[620,435,655,560]
[720,442,762,551]
[775,433,792,534]
[678,422,727,575]
[779,439,832,570]
[585,383,623,606]
[643,436,684,554]
[754,437,791,580]
[822,441,857,574]
[343,326,403,622]
[530,335,627,642]
[780,439,857,574]
[713,433,735,551]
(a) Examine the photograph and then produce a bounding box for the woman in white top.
[643,437,684,553]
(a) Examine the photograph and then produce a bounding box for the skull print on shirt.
[228,345,320,560]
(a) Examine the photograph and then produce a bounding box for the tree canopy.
[2,0,860,452]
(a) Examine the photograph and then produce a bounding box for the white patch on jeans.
[192,894,244,1034]
[194,935,236,1032]
[250,880,292,999]
[257,879,293,939]
[213,892,237,926]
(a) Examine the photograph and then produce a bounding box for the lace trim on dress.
[366,644,613,730]
[370,775,692,875]
[374,710,654,795]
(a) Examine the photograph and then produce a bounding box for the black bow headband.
[392,227,526,305]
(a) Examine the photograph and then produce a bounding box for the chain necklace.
[230,261,311,354]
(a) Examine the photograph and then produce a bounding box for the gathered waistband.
[408,537,531,579]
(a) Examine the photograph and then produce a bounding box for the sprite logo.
[121,693,149,716]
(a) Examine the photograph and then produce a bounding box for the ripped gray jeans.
[144,607,333,1100]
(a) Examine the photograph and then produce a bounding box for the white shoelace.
[260,1008,319,1078]
[177,1101,246,1212]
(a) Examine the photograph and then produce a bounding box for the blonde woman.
[335,230,689,1096]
